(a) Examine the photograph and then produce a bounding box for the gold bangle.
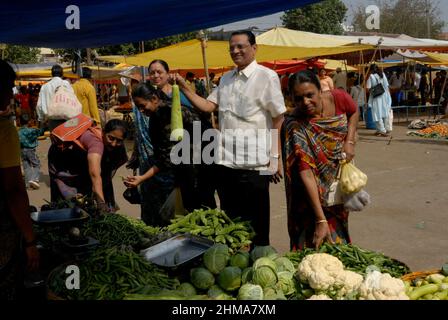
[316,219,328,224]
[347,140,355,145]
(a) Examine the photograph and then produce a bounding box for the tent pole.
[197,30,215,128]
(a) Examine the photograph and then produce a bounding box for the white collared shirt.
[207,60,286,170]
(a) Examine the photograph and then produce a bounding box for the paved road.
[28,121,448,271]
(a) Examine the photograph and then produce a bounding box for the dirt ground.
[28,117,448,272]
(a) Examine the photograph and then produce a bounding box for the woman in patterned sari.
[281,70,359,250]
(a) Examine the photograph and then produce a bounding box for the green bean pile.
[48,246,179,300]
[285,243,411,278]
[82,214,161,248]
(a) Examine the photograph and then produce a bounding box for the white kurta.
[366,74,392,122]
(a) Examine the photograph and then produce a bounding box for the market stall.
[28,200,448,301]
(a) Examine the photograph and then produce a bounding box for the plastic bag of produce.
[340,161,368,194]
[342,189,371,212]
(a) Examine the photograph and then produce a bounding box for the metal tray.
[30,207,89,226]
[140,234,214,267]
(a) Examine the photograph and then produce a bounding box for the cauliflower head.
[297,253,345,291]
[358,271,409,300]
[334,270,364,298]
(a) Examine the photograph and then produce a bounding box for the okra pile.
[167,208,254,253]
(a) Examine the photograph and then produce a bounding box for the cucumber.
[408,284,439,300]
[426,274,445,284]
[433,290,448,300]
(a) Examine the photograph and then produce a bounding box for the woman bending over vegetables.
[281,70,359,250]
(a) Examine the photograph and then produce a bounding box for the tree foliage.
[352,0,445,38]
[2,45,40,64]
[53,31,199,64]
[281,0,348,35]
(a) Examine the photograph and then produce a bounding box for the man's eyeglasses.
[229,43,252,53]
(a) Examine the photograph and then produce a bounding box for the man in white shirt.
[174,30,286,246]
[36,64,74,131]
[332,67,347,91]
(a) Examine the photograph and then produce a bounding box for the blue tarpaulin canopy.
[0,1,320,48]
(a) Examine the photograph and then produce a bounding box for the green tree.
[2,45,40,64]
[352,0,445,38]
[53,31,199,64]
[143,31,198,51]
[281,0,348,35]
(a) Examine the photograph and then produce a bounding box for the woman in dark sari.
[125,83,199,226]
[281,70,359,250]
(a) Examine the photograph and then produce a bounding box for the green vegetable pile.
[167,208,254,253]
[404,266,448,300]
[284,243,411,278]
[82,214,162,249]
[175,244,297,300]
[48,246,179,300]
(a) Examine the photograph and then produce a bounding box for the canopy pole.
[362,38,382,110]
[197,30,216,128]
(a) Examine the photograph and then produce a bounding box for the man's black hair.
[230,30,256,45]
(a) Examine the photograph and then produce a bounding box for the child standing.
[18,116,44,189]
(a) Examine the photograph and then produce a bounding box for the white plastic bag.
[47,85,82,120]
[342,189,371,212]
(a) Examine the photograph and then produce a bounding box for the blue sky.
[211,0,448,33]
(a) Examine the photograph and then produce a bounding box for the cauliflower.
[334,270,364,298]
[307,294,332,300]
[358,271,409,300]
[297,253,345,291]
[297,253,363,299]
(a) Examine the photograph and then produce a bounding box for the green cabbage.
[177,282,197,296]
[241,267,253,284]
[275,271,296,296]
[263,287,287,300]
[252,266,278,288]
[237,284,264,300]
[207,285,225,298]
[203,244,230,275]
[274,257,296,273]
[217,266,242,292]
[253,257,277,272]
[190,267,215,290]
[250,245,278,262]
[229,251,250,269]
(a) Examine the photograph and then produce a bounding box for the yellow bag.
[340,161,368,194]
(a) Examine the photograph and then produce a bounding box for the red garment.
[331,89,357,116]
[16,93,30,110]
